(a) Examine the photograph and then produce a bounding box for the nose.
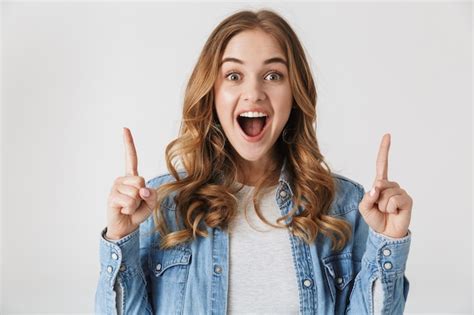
[243,76,266,103]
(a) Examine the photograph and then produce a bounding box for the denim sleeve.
[94,176,170,314]
[94,225,154,315]
[347,225,411,314]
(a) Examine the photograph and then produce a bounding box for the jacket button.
[383,262,393,270]
[303,279,312,287]
[214,265,222,273]
[107,266,113,273]
[156,263,162,271]
[111,253,119,260]
[336,277,343,284]
[279,190,287,198]
[382,248,391,256]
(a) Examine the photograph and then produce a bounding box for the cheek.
[276,84,293,105]
[269,86,293,118]
[214,87,239,119]
[216,88,238,104]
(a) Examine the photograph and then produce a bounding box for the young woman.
[95,9,413,315]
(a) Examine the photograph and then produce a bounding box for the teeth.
[239,111,267,118]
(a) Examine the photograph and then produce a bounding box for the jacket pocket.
[150,246,192,283]
[322,252,357,304]
[149,245,193,314]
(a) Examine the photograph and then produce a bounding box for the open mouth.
[237,116,268,138]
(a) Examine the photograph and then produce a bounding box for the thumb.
[359,186,380,216]
[130,187,157,225]
[139,187,158,210]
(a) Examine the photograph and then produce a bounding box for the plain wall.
[1,1,472,314]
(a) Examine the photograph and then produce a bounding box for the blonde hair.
[152,9,352,251]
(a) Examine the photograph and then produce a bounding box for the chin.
[237,152,265,162]
[233,143,272,162]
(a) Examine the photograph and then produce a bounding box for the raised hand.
[358,133,413,239]
[105,127,158,240]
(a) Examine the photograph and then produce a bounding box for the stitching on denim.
[287,227,305,314]
[369,274,378,315]
[178,254,192,315]
[139,268,154,314]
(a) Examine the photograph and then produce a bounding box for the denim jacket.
[95,162,411,314]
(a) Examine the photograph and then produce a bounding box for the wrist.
[105,228,124,241]
[380,230,409,239]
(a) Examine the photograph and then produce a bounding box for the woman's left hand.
[358,133,413,239]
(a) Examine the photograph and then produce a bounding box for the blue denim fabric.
[95,161,411,314]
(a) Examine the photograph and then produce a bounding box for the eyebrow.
[219,57,288,67]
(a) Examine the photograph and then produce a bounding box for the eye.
[265,71,283,81]
[225,71,241,81]
[224,70,284,82]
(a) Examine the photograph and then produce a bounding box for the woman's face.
[213,29,293,166]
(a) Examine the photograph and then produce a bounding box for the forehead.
[221,29,285,64]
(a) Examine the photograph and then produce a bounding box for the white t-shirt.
[227,184,300,314]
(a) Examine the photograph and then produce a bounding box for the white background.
[1,1,472,314]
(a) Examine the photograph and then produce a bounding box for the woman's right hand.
[105,127,158,240]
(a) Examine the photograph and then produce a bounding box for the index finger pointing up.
[123,127,138,176]
[375,133,391,181]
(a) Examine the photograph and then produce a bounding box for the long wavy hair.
[152,9,352,251]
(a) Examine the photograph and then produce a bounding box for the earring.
[282,127,294,144]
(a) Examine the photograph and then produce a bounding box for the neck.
[235,150,281,187]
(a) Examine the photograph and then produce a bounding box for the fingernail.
[141,188,150,197]
[370,187,376,197]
